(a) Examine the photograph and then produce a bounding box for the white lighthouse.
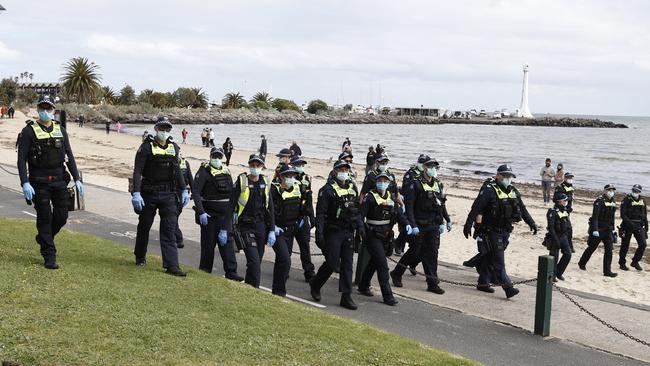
[517,64,533,119]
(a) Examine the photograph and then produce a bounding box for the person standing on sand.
[554,163,564,187]
[8,105,15,118]
[116,121,122,134]
[259,134,267,159]
[181,128,188,144]
[554,172,576,252]
[290,140,302,157]
[105,120,111,134]
[201,128,207,146]
[463,165,537,299]
[544,193,572,282]
[290,155,316,282]
[342,137,352,153]
[223,137,233,166]
[365,146,375,175]
[540,158,555,205]
[578,184,618,277]
[618,184,647,271]
[209,128,215,147]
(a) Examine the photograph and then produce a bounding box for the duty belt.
[29,175,63,183]
[366,219,390,226]
[141,183,174,193]
[202,198,230,203]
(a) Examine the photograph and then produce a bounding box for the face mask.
[294,166,305,174]
[156,131,170,141]
[416,163,423,171]
[38,110,54,122]
[249,167,263,176]
[426,167,438,178]
[606,191,615,199]
[284,177,296,186]
[546,163,550,167]
[500,178,512,188]
[336,172,349,182]
[632,193,640,199]
[566,179,573,184]
[210,159,222,168]
[377,164,388,172]
[376,181,389,192]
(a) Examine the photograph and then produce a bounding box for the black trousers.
[478,231,512,288]
[579,229,614,274]
[619,228,647,266]
[312,228,355,294]
[33,181,69,262]
[394,228,408,253]
[289,221,315,276]
[134,192,180,269]
[549,235,572,277]
[239,222,268,288]
[359,234,394,300]
[175,204,184,245]
[225,152,232,166]
[272,230,292,296]
[198,214,238,276]
[393,230,440,288]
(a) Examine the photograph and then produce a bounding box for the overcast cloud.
[1,0,649,115]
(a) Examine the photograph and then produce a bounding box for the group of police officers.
[17,98,648,310]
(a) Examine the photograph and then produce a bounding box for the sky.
[1,0,649,115]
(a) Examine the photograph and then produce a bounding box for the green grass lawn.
[0,218,478,366]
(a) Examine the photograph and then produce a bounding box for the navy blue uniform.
[192,163,239,277]
[464,181,535,288]
[17,121,80,264]
[132,138,186,268]
[229,174,275,288]
[393,166,422,254]
[312,179,364,295]
[293,172,316,280]
[546,205,572,277]
[618,194,647,267]
[578,195,617,274]
[554,182,576,251]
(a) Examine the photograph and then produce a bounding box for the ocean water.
[123,114,649,191]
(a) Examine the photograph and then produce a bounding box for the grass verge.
[0,218,478,365]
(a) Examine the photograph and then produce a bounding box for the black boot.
[476,285,495,293]
[225,273,244,282]
[578,263,586,270]
[504,287,520,299]
[309,279,321,302]
[390,270,403,287]
[383,297,399,306]
[304,272,315,283]
[427,285,445,295]
[620,263,629,271]
[44,260,59,270]
[340,293,358,310]
[176,241,184,249]
[135,257,147,267]
[165,266,187,277]
[631,262,643,271]
[409,265,417,276]
[357,287,374,297]
[604,272,618,278]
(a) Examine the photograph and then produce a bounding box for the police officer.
[310,160,364,310]
[463,165,536,298]
[358,172,410,306]
[290,155,316,282]
[393,154,426,256]
[618,184,647,271]
[131,116,189,276]
[192,147,243,281]
[578,184,618,277]
[269,165,304,296]
[359,153,399,202]
[273,148,293,180]
[545,193,572,281]
[17,95,84,269]
[554,171,576,252]
[390,156,448,295]
[229,154,276,288]
[175,154,193,249]
[337,151,358,185]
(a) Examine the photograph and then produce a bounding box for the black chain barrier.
[386,256,537,287]
[292,251,325,257]
[553,284,650,348]
[0,165,19,176]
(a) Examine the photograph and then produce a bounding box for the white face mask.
[336,172,349,182]
[210,159,222,168]
[377,164,388,172]
[156,131,170,141]
[606,191,615,199]
[416,163,423,171]
[632,193,640,199]
[249,167,263,176]
[294,166,305,174]
[566,179,573,184]
[426,167,438,178]
[284,177,296,186]
[500,178,512,188]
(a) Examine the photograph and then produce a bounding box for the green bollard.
[534,255,555,336]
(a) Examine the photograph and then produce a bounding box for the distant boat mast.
[517,64,533,118]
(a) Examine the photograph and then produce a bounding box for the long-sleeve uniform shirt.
[17,121,80,185]
[465,180,535,232]
[315,179,364,239]
[620,195,647,232]
[228,174,275,230]
[589,195,617,232]
[361,190,410,231]
[131,138,186,193]
[404,176,451,231]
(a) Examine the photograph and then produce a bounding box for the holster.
[233,226,258,251]
[67,186,76,212]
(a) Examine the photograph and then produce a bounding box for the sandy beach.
[1,110,648,307]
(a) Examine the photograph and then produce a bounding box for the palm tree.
[250,91,272,104]
[222,92,246,109]
[29,73,34,81]
[190,87,208,108]
[100,86,117,105]
[60,57,102,103]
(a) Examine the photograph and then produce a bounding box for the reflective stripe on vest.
[31,122,63,140]
[370,190,394,207]
[491,184,518,199]
[631,199,645,206]
[237,174,270,217]
[281,183,302,200]
[604,200,616,207]
[151,142,176,156]
[556,209,569,219]
[420,179,441,193]
[331,181,357,198]
[563,185,575,192]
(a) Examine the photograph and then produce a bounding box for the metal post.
[534,255,555,336]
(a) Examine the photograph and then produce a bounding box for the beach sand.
[1,110,648,306]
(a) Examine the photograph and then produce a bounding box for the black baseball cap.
[333,160,351,169]
[248,154,265,165]
[497,164,516,178]
[604,184,616,191]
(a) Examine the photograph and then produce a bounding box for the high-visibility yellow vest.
[31,122,63,140]
[236,174,270,217]
[151,142,176,156]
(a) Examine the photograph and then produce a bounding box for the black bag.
[67,187,76,211]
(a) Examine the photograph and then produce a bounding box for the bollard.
[534,255,555,336]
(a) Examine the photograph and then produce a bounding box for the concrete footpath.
[0,166,648,366]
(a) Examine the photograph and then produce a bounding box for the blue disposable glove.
[410,226,420,236]
[181,190,190,207]
[274,226,284,236]
[22,182,35,201]
[199,212,210,226]
[75,181,84,196]
[438,224,446,235]
[233,213,238,224]
[267,231,276,247]
[446,221,453,232]
[592,231,600,237]
[218,230,228,246]
[131,192,144,211]
[401,205,406,214]
[406,225,413,235]
[298,218,305,228]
